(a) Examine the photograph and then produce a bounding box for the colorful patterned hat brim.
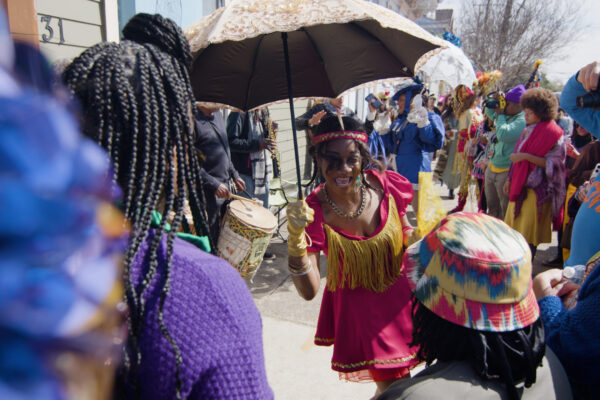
[403,212,540,332]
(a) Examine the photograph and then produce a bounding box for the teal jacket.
[485,108,526,170]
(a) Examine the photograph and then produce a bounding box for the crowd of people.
[288,54,600,399]
[2,6,600,400]
[287,59,600,399]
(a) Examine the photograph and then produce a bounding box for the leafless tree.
[456,0,584,88]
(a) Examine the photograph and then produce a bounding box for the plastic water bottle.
[563,265,586,285]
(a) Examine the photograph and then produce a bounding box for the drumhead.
[228,199,277,231]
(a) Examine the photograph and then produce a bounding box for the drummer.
[286,114,420,397]
[194,103,246,244]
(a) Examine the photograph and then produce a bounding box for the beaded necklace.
[323,183,366,219]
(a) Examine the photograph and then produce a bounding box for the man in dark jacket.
[295,96,356,133]
[194,104,245,243]
[227,109,277,260]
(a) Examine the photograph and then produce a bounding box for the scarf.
[509,120,563,202]
[251,149,273,195]
[247,111,273,195]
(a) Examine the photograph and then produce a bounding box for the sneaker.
[263,252,276,261]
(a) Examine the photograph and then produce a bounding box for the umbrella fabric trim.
[414,46,447,74]
[185,0,446,53]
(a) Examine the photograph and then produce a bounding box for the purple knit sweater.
[127,233,273,399]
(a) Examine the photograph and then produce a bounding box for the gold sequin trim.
[331,353,418,370]
[314,337,335,344]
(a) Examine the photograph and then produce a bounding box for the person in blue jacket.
[559,62,600,268]
[532,61,600,398]
[384,78,444,212]
[560,61,600,138]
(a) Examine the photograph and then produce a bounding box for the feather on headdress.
[473,70,503,97]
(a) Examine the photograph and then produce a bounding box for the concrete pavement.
[245,182,557,399]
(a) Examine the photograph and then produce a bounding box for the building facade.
[117,0,216,33]
[3,0,119,62]
[1,0,223,63]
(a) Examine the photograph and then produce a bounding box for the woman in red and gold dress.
[286,115,419,397]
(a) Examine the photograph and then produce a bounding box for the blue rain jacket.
[383,81,444,183]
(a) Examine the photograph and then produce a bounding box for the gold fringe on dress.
[325,195,404,292]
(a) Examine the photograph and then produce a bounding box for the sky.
[437,0,600,84]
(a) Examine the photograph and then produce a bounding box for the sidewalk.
[248,245,376,399]
[246,182,557,399]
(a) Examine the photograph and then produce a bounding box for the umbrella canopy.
[185,0,446,111]
[417,42,475,96]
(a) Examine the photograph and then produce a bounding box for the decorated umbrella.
[185,0,446,196]
[417,42,475,96]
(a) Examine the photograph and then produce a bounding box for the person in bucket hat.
[378,212,572,400]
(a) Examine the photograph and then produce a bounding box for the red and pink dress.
[305,169,419,382]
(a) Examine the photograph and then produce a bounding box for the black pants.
[203,186,226,245]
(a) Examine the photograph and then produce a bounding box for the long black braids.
[122,13,192,69]
[62,13,210,399]
[142,33,213,241]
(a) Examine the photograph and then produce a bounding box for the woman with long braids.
[63,14,272,400]
[286,115,420,397]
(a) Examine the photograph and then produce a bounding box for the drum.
[217,199,277,278]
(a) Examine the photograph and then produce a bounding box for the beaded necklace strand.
[323,183,366,219]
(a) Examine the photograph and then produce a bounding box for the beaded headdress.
[311,130,368,146]
[451,84,475,114]
[455,84,474,103]
[473,70,503,97]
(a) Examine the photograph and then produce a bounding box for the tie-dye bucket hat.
[403,212,539,332]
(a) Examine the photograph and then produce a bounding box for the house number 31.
[40,15,66,44]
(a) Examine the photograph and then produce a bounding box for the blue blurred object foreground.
[0,91,127,399]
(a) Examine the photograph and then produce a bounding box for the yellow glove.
[403,226,421,248]
[286,200,314,258]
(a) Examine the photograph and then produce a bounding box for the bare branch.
[456,0,585,87]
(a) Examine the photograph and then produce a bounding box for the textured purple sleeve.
[131,235,273,399]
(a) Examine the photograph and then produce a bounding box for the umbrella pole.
[281,32,303,200]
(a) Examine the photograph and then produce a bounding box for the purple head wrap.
[506,84,526,104]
